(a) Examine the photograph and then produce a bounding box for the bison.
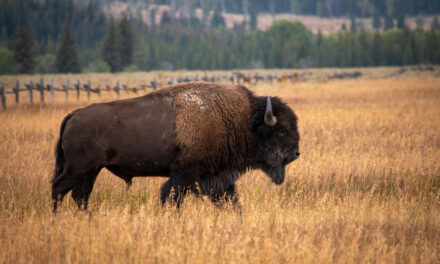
[51,82,300,212]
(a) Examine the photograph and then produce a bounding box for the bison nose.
[295,152,300,158]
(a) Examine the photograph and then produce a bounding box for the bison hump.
[169,83,252,171]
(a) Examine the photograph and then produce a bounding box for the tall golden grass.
[0,72,439,263]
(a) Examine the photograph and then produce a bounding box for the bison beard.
[51,82,300,212]
[263,165,286,185]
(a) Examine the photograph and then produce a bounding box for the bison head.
[251,96,300,185]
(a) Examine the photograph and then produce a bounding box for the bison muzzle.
[51,82,300,212]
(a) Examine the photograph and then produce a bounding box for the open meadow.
[0,68,440,263]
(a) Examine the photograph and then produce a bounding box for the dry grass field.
[0,69,439,263]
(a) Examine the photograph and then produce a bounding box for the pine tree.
[341,23,347,31]
[118,14,134,69]
[150,8,157,28]
[432,16,440,30]
[416,17,424,30]
[427,29,440,63]
[55,24,80,73]
[161,11,172,26]
[316,30,323,66]
[402,27,415,64]
[102,17,120,72]
[358,30,372,66]
[372,32,383,65]
[12,26,34,73]
[249,7,258,32]
[384,15,394,31]
[397,14,406,29]
[350,16,357,34]
[373,11,381,30]
[211,9,226,28]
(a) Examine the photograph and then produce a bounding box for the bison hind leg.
[71,168,101,211]
[52,169,79,213]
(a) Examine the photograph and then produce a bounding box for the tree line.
[2,17,440,74]
[1,0,440,74]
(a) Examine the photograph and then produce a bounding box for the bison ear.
[264,97,277,127]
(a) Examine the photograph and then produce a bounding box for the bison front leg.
[160,171,190,208]
[208,183,241,211]
[160,178,173,205]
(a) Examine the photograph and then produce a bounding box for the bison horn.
[264,97,277,127]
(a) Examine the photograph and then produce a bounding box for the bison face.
[251,97,300,185]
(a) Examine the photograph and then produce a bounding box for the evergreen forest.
[0,0,439,74]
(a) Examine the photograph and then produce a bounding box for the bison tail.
[51,113,73,186]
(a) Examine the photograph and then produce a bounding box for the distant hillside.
[103,2,439,34]
[0,0,106,47]
[96,0,440,18]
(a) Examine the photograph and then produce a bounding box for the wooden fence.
[0,78,159,111]
[0,70,331,111]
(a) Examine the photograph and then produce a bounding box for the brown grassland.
[0,69,440,263]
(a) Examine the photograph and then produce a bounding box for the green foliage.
[12,26,34,73]
[124,19,440,71]
[92,60,111,73]
[385,15,394,31]
[101,16,135,73]
[416,17,424,30]
[426,30,440,64]
[432,16,440,30]
[35,53,56,73]
[249,7,258,32]
[161,11,172,26]
[211,9,225,29]
[372,33,384,65]
[350,16,357,34]
[119,14,134,69]
[265,20,310,68]
[124,64,139,72]
[0,0,106,49]
[0,46,14,74]
[373,11,381,30]
[397,14,406,29]
[150,8,157,27]
[341,23,347,31]
[56,24,80,73]
[102,17,121,72]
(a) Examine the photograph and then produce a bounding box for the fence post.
[116,81,120,98]
[29,80,33,104]
[87,80,91,100]
[76,80,80,101]
[49,77,54,104]
[39,78,44,104]
[0,84,5,111]
[65,78,69,102]
[14,80,19,104]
